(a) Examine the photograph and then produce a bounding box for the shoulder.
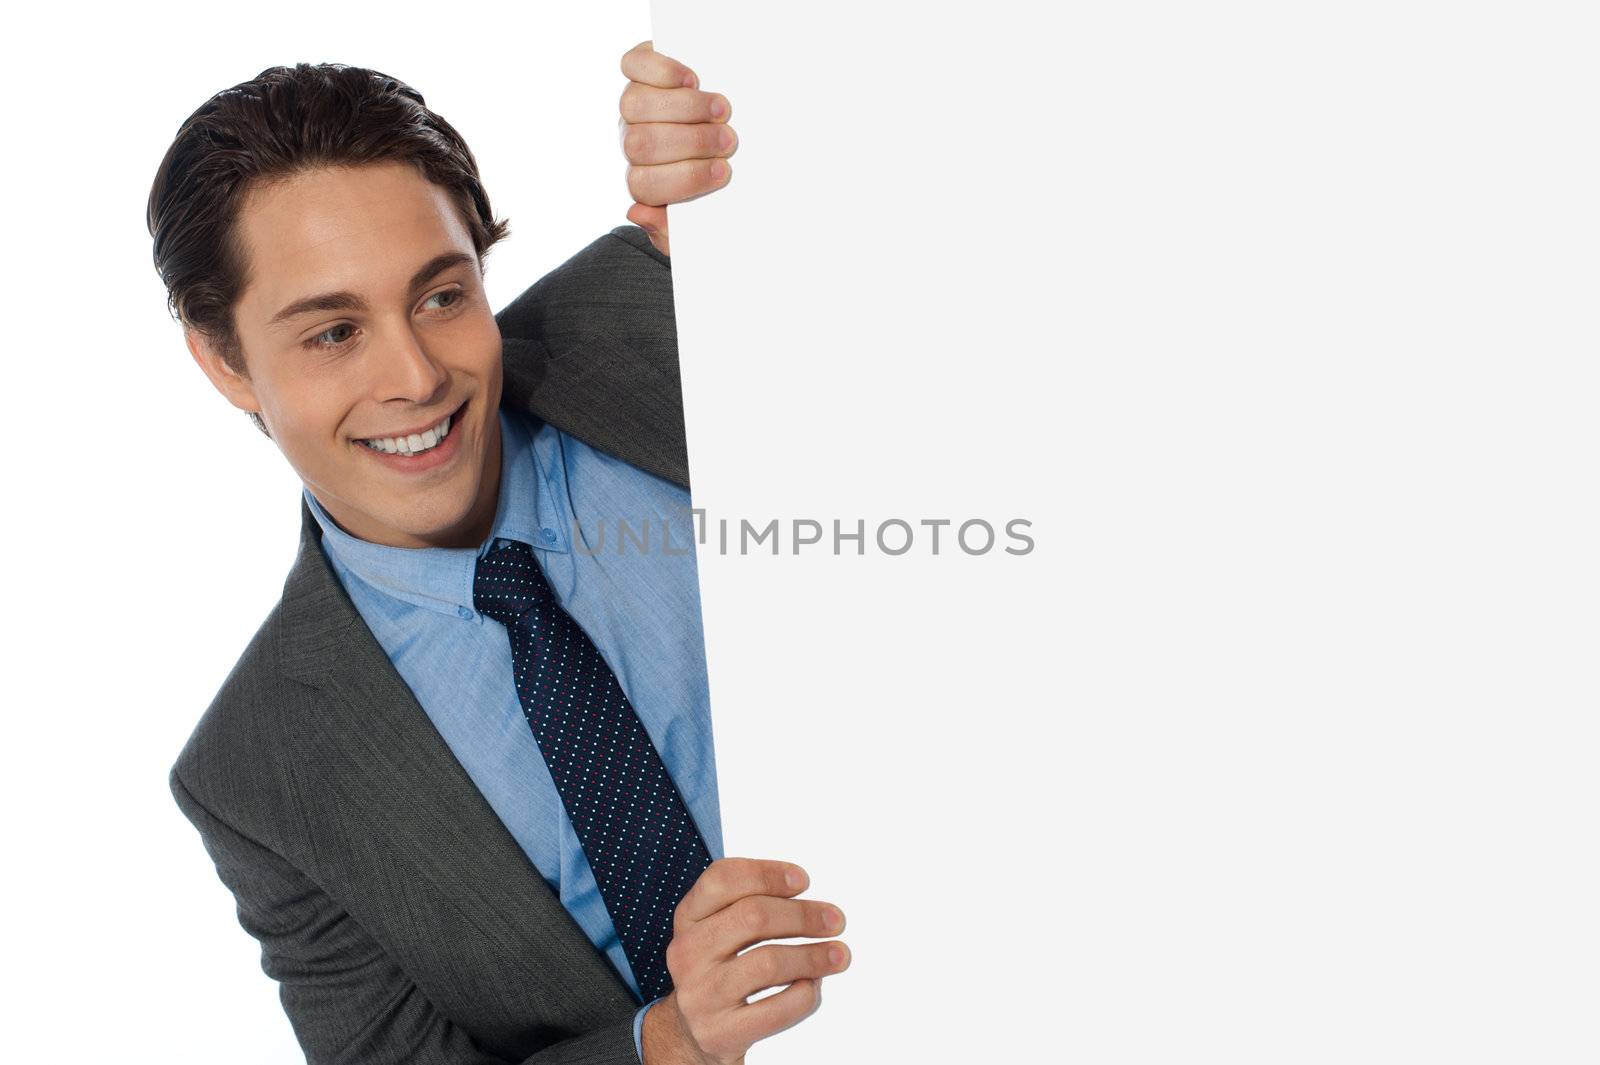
[495,225,675,349]
[496,225,690,490]
[168,600,317,855]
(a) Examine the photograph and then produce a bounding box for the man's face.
[195,160,504,549]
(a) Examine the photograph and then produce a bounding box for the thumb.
[627,203,670,256]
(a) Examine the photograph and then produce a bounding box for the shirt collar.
[303,405,568,621]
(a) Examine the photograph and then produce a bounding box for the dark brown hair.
[146,62,509,434]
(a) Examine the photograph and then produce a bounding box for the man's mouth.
[356,399,467,456]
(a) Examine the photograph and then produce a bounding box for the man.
[148,42,848,1065]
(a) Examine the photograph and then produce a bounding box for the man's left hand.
[619,40,738,256]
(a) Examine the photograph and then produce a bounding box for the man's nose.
[373,323,449,403]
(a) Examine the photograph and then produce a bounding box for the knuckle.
[621,126,652,161]
[624,165,649,200]
[618,84,644,117]
[702,863,730,896]
[735,898,768,935]
[754,947,783,982]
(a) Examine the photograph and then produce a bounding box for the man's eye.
[424,289,464,311]
[308,323,355,348]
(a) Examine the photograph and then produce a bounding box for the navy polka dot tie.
[473,537,711,1001]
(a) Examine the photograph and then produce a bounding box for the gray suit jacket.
[171,226,692,1065]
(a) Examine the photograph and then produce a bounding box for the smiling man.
[220,162,502,548]
[148,44,848,1065]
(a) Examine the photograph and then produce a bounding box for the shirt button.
[540,528,557,543]
[457,606,473,619]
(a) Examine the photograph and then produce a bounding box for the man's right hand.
[642,858,850,1065]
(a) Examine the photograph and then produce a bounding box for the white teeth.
[361,412,453,455]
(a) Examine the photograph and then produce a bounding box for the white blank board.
[655,2,1598,1061]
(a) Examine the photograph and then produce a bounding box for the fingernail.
[710,96,727,119]
[828,944,848,968]
[709,159,728,183]
[785,867,806,890]
[718,126,735,151]
[824,907,844,932]
[682,71,698,88]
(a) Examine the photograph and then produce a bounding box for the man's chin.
[382,495,486,549]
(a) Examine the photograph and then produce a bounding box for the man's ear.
[184,328,262,418]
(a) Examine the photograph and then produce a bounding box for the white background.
[3,2,1597,1063]
[2,4,656,1060]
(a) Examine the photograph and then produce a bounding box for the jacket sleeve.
[170,769,640,1065]
[495,224,674,349]
[493,224,691,491]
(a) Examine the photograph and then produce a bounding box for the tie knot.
[473,537,554,625]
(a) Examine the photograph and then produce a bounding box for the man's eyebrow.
[269,290,368,328]
[408,251,477,293]
[267,252,478,328]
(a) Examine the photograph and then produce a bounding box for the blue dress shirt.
[304,403,723,1060]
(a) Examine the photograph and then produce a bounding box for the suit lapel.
[274,497,637,1021]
